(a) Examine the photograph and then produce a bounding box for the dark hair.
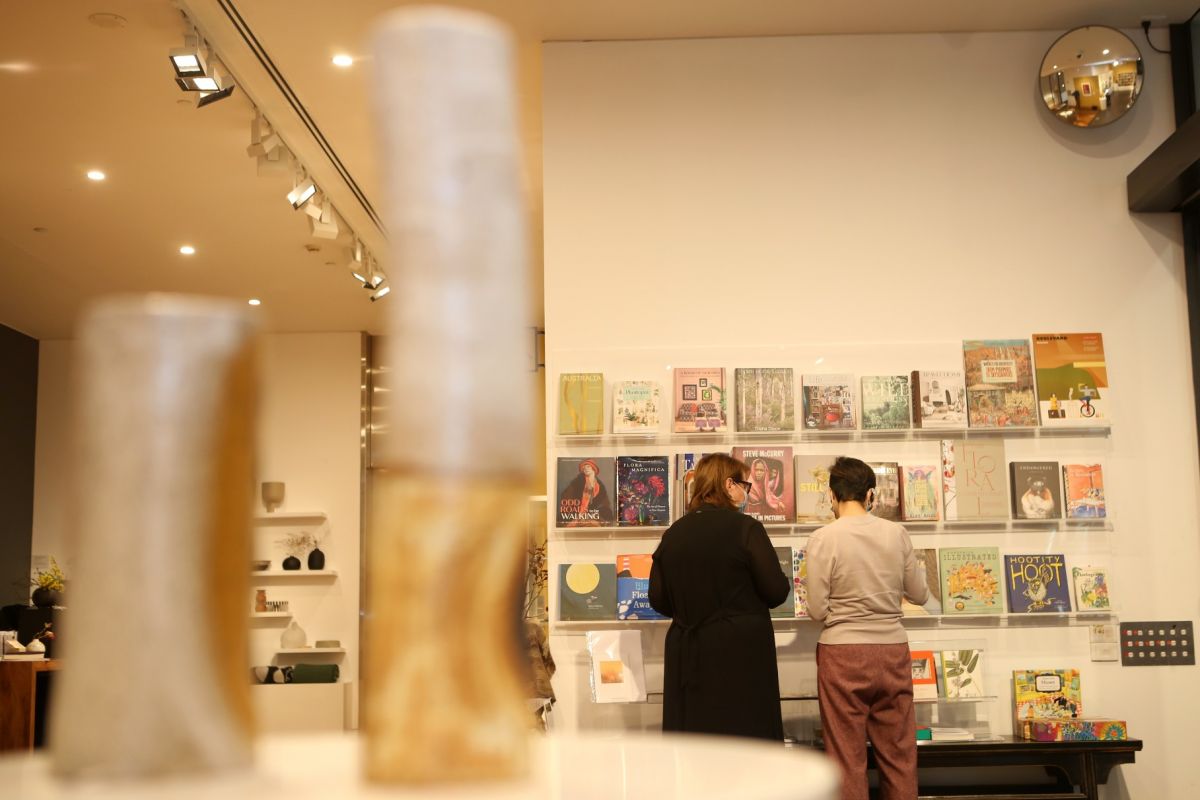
[687,453,749,512]
[828,456,876,504]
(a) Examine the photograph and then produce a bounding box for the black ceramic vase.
[31,587,62,608]
[307,547,326,570]
[281,555,302,571]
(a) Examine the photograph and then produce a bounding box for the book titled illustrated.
[1004,554,1071,613]
[616,456,670,527]
[733,446,794,524]
[673,367,727,433]
[911,650,939,700]
[615,554,666,620]
[558,372,604,435]
[793,548,809,617]
[801,374,856,430]
[1072,566,1111,610]
[1032,332,1109,426]
[1009,461,1063,520]
[940,439,1008,520]
[901,465,940,521]
[585,630,647,703]
[734,368,795,432]
[868,461,901,522]
[1063,464,1106,519]
[612,380,661,433]
[772,546,797,619]
[861,375,912,430]
[794,455,835,523]
[962,339,1037,428]
[556,457,616,527]
[911,370,967,428]
[558,563,617,621]
[1012,669,1082,724]
[940,649,985,698]
[939,547,1003,615]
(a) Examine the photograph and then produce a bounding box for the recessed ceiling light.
[1102,49,1111,55]
[179,245,196,255]
[0,62,34,73]
[248,298,261,306]
[332,54,353,68]
[86,169,106,181]
[1052,64,1058,70]
[1112,60,1120,67]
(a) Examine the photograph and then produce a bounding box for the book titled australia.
[1004,554,1071,613]
[1063,464,1106,519]
[1032,332,1110,426]
[1010,461,1063,520]
[732,446,794,523]
[558,372,604,435]
[556,456,616,527]
[734,368,795,432]
[616,456,670,527]
[911,370,967,428]
[616,554,666,620]
[861,375,911,430]
[612,380,661,433]
[558,563,617,621]
[868,461,901,522]
[673,367,728,433]
[962,339,1037,428]
[939,547,1003,615]
[801,374,856,430]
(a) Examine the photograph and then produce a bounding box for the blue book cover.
[617,456,670,526]
[1004,554,1072,613]
[616,554,666,620]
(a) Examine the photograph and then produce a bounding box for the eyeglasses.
[731,479,753,493]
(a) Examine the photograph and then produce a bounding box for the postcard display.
[546,337,1117,740]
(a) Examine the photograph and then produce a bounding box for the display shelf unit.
[276,647,346,655]
[552,519,1112,540]
[552,611,1116,633]
[252,511,328,524]
[250,612,292,620]
[252,569,338,579]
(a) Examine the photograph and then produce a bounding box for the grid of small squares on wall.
[1120,620,1195,666]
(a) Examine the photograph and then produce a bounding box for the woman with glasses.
[649,453,791,740]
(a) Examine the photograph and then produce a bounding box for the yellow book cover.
[558,372,604,435]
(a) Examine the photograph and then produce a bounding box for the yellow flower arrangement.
[31,557,66,592]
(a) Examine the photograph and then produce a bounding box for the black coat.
[649,504,791,741]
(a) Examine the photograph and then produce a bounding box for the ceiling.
[1,0,1195,340]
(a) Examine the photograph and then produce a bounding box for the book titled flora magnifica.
[616,456,670,527]
[734,368,795,432]
[612,380,661,433]
[861,375,911,430]
[558,372,604,435]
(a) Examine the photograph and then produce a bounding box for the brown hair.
[687,453,749,512]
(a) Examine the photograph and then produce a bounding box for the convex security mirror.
[1040,25,1144,128]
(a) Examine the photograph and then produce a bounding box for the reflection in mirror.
[1040,26,1143,128]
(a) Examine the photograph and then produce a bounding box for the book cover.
[868,461,901,521]
[911,370,967,428]
[910,548,943,614]
[585,630,647,703]
[772,546,796,618]
[962,339,1037,428]
[612,380,661,433]
[940,649,985,698]
[673,367,728,433]
[558,372,604,435]
[1009,461,1063,520]
[616,456,670,527]
[801,374,857,430]
[615,554,665,620]
[861,375,912,430]
[1063,464,1106,519]
[794,455,835,523]
[940,439,1007,520]
[558,563,617,621]
[1012,669,1082,723]
[793,548,809,617]
[734,368,795,432]
[556,457,616,527]
[1005,554,1071,613]
[902,465,940,521]
[733,446,795,523]
[1072,566,1111,610]
[911,650,939,700]
[1032,332,1109,426]
[940,547,1003,615]
[1026,719,1127,742]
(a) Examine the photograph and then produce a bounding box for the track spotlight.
[169,35,207,78]
[309,203,340,240]
[287,177,317,209]
[197,84,235,107]
[369,284,391,302]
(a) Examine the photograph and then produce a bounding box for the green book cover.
[558,372,604,435]
[939,546,1003,615]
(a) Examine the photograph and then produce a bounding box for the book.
[558,563,617,620]
[1009,461,1063,520]
[868,461,901,521]
[1004,554,1071,613]
[1,653,46,661]
[1032,332,1109,426]
[772,546,796,619]
[616,554,665,620]
[861,375,911,430]
[907,548,943,614]
[794,455,835,523]
[734,368,795,432]
[962,339,1037,428]
[801,374,856,430]
[793,548,809,617]
[673,367,728,433]
[911,650,939,700]
[1072,566,1111,610]
[733,446,795,524]
[928,727,975,742]
[940,439,1007,520]
[911,370,967,428]
[940,649,984,698]
[939,547,1003,615]
[1025,719,1127,742]
[901,465,940,521]
[612,380,661,433]
[556,457,616,527]
[585,630,647,703]
[1012,669,1082,725]
[616,456,670,526]
[1063,464,1106,519]
[558,372,604,435]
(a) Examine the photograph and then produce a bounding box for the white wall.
[543,31,1195,798]
[31,331,364,729]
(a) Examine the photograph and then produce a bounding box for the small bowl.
[251,560,271,571]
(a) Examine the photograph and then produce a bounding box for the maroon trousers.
[817,642,918,800]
